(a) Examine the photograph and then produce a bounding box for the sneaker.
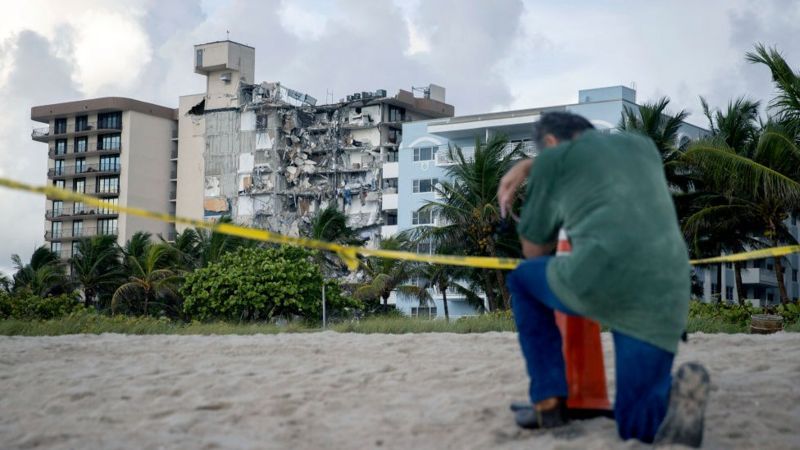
[654,362,711,448]
[512,398,569,430]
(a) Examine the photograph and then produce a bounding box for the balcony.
[49,146,121,160]
[382,193,398,210]
[46,206,118,221]
[32,121,122,142]
[48,163,121,179]
[741,268,778,287]
[45,226,118,242]
[381,225,398,239]
[382,161,398,178]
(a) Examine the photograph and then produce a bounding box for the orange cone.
[555,229,612,411]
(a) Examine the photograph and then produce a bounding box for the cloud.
[1,0,799,275]
[0,30,82,275]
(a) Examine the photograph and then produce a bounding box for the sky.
[0,0,798,274]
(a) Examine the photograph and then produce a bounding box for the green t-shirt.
[517,130,690,353]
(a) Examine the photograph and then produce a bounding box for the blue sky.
[0,0,798,273]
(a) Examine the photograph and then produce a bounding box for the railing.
[49,145,121,158]
[46,206,118,219]
[169,190,177,201]
[170,170,178,179]
[170,148,178,159]
[48,163,121,177]
[32,121,121,139]
[46,226,118,240]
[435,146,474,166]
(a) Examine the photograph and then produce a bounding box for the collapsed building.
[174,40,454,246]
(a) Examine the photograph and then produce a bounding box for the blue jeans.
[507,256,674,443]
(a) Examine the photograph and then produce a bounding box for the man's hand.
[498,159,533,218]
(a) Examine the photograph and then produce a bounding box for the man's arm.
[498,158,533,218]
[521,237,555,259]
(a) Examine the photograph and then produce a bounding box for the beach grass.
[0,310,796,336]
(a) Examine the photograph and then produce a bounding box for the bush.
[181,246,359,322]
[0,291,84,320]
[688,300,800,328]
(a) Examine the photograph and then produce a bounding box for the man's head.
[532,112,595,149]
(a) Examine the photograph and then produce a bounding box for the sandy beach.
[0,332,798,450]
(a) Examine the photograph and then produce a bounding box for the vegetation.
[182,246,356,322]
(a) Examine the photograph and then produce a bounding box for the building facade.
[175,40,454,246]
[392,86,709,317]
[31,98,177,259]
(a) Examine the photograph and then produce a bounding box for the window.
[75,115,88,132]
[767,292,774,303]
[753,259,763,269]
[72,178,86,194]
[725,262,733,269]
[412,209,434,225]
[385,211,398,225]
[726,286,733,300]
[52,200,63,216]
[711,283,718,294]
[98,112,121,130]
[75,158,86,174]
[55,139,67,155]
[767,261,774,271]
[98,197,118,215]
[51,242,61,256]
[387,129,400,144]
[413,146,436,161]
[384,151,399,162]
[413,178,438,193]
[54,118,67,134]
[417,241,433,254]
[75,137,87,153]
[51,221,62,239]
[100,155,119,172]
[71,241,80,257]
[382,178,398,190]
[54,160,64,176]
[411,307,437,318]
[388,106,405,122]
[99,134,121,150]
[72,220,84,238]
[98,218,118,235]
[54,180,65,190]
[793,269,798,282]
[195,49,203,68]
[97,176,119,194]
[74,201,85,214]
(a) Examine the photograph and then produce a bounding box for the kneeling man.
[498,112,709,447]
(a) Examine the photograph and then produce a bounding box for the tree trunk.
[773,256,789,305]
[440,282,450,323]
[733,261,746,306]
[483,270,495,312]
[495,269,510,310]
[382,292,389,306]
[715,264,722,304]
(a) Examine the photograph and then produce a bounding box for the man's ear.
[543,134,560,148]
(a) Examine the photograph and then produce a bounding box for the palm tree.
[746,44,800,133]
[10,246,70,297]
[618,97,691,190]
[112,244,183,316]
[683,97,762,303]
[418,262,479,322]
[403,136,523,311]
[194,216,255,267]
[684,121,800,304]
[161,227,202,271]
[70,235,125,310]
[305,205,365,274]
[122,231,152,260]
[354,237,427,309]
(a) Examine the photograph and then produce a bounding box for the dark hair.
[532,111,595,148]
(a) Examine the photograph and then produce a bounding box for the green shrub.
[181,246,359,322]
[0,291,84,320]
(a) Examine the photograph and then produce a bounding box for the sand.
[0,332,798,450]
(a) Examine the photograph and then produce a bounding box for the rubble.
[193,80,453,247]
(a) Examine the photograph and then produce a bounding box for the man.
[497,112,710,447]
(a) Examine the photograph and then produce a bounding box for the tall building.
[30,98,178,259]
[393,86,709,317]
[175,40,454,245]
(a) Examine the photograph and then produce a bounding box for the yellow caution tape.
[0,177,796,270]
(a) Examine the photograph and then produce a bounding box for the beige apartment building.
[31,98,178,259]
